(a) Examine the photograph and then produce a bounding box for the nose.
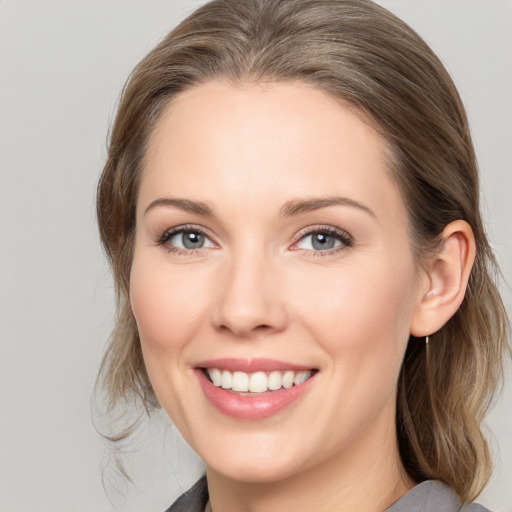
[211,250,288,338]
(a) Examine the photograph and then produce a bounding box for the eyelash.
[156,224,353,256]
[292,225,353,257]
[156,224,216,256]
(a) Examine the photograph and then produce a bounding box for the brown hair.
[96,0,509,501]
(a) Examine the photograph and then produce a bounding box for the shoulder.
[164,476,208,512]
[386,481,493,512]
[166,478,493,512]
[461,505,492,512]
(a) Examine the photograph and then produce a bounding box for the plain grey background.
[0,1,510,511]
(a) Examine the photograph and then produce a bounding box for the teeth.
[210,368,222,386]
[232,371,249,392]
[268,371,282,391]
[294,371,310,385]
[249,372,267,393]
[221,370,232,389]
[206,368,313,393]
[282,371,294,389]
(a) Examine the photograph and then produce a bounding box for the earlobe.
[410,220,476,337]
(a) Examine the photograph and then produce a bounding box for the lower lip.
[196,370,317,420]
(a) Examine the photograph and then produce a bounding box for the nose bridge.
[212,242,287,337]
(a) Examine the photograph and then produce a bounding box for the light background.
[0,1,510,511]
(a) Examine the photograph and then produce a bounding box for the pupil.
[312,232,335,250]
[183,231,204,249]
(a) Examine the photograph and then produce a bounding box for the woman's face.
[130,82,426,482]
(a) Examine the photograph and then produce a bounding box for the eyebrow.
[280,196,376,218]
[144,197,214,216]
[143,195,376,219]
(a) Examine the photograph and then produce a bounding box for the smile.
[195,359,318,420]
[205,368,313,393]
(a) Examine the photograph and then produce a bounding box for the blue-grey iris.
[312,232,336,250]
[182,231,205,249]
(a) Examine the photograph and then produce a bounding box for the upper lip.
[194,358,315,372]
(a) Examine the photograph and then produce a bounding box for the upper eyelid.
[157,224,216,245]
[162,224,213,237]
[290,225,353,255]
[157,223,352,249]
[293,225,352,242]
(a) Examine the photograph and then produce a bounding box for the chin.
[197,432,311,484]
[208,456,300,484]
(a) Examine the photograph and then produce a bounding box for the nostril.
[255,324,271,330]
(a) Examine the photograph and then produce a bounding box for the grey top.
[164,477,491,512]
[385,480,490,512]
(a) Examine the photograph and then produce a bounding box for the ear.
[410,220,476,337]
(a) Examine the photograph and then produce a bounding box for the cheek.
[129,252,212,359]
[129,251,215,434]
[298,261,414,333]
[293,255,417,386]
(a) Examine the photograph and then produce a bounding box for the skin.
[129,82,475,512]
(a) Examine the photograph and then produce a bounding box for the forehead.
[140,81,403,223]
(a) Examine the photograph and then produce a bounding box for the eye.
[158,226,216,253]
[171,230,211,250]
[292,227,352,254]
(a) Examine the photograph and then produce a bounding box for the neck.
[206,414,414,512]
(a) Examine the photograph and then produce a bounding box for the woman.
[96,0,509,510]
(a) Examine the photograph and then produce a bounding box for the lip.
[194,357,312,372]
[194,359,318,420]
